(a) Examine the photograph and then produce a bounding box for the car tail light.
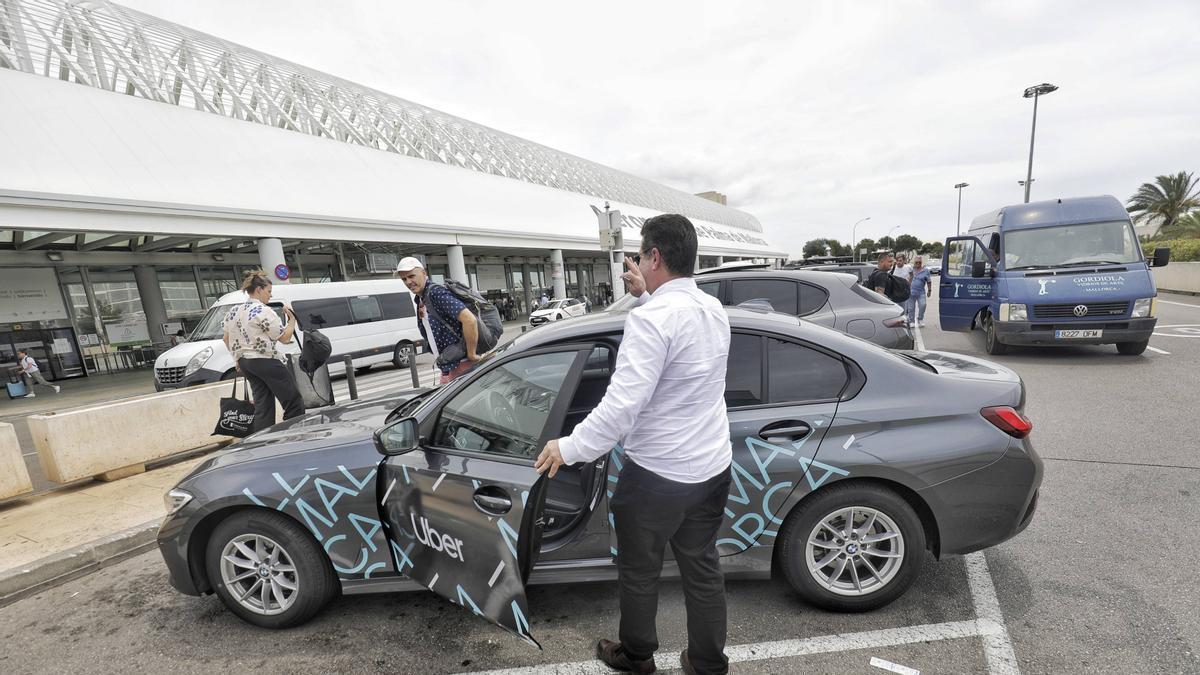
[883,316,907,328]
[981,406,1033,438]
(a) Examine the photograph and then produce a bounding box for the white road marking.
[843,434,856,450]
[1157,299,1200,309]
[1145,346,1170,355]
[487,561,506,588]
[431,472,446,492]
[965,552,1020,675]
[870,656,921,674]
[380,478,396,505]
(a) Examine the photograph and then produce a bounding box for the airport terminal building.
[0,0,783,380]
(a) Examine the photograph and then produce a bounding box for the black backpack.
[299,329,331,374]
[885,273,912,303]
[427,280,504,354]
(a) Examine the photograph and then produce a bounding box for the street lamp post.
[851,216,871,262]
[1022,82,1058,203]
[954,182,969,236]
[883,225,899,252]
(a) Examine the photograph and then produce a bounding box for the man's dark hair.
[640,214,698,277]
[16,349,26,355]
[877,251,894,263]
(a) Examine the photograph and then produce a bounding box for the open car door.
[374,345,592,647]
[939,236,997,332]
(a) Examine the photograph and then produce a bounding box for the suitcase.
[6,379,28,399]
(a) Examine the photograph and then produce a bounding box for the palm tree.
[1162,210,1200,240]
[1126,171,1200,234]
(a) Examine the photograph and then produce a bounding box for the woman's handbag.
[212,376,256,438]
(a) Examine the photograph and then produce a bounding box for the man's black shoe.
[680,649,696,675]
[595,639,656,673]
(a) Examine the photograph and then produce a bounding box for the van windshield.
[190,304,235,341]
[1004,220,1141,270]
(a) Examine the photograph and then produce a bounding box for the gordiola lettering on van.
[411,513,466,562]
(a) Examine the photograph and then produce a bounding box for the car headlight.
[164,488,193,515]
[184,346,214,376]
[1000,303,1027,322]
[1132,297,1156,318]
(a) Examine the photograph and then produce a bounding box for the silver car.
[609,269,913,349]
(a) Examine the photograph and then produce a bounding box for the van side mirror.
[1152,247,1170,268]
[971,260,987,278]
[374,417,420,456]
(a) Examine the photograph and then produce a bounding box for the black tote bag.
[213,377,256,438]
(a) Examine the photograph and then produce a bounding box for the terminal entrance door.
[0,327,87,380]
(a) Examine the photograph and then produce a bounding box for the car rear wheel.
[1116,340,1148,356]
[984,314,1009,355]
[205,510,337,628]
[778,484,925,612]
[393,341,413,369]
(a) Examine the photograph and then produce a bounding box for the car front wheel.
[777,484,925,612]
[205,510,337,628]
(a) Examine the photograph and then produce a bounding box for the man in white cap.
[394,257,481,384]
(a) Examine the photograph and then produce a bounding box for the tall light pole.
[851,216,870,262]
[954,182,969,236]
[1022,82,1058,203]
[883,225,899,251]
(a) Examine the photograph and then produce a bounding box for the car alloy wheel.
[804,506,904,596]
[394,342,413,368]
[219,534,299,615]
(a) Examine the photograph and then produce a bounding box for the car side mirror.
[374,417,420,456]
[1152,247,1170,268]
[971,260,987,278]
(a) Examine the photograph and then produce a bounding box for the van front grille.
[156,366,186,384]
[1033,302,1127,319]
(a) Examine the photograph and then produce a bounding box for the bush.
[1142,239,1200,262]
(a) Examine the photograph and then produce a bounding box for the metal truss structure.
[0,0,762,232]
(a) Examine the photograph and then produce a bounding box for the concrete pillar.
[447,245,468,284]
[609,250,626,303]
[257,238,289,283]
[694,255,701,274]
[715,256,724,267]
[521,263,533,314]
[133,266,170,346]
[550,249,566,300]
[335,243,349,281]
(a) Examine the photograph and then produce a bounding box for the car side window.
[728,279,798,315]
[697,281,720,299]
[725,333,763,407]
[798,282,830,316]
[767,338,848,402]
[432,351,577,459]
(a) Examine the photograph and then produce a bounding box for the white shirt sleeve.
[557,306,669,465]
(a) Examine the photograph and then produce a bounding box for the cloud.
[118,0,1200,257]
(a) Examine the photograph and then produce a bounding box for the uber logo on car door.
[410,513,466,562]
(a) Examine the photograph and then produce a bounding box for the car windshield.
[542,300,564,309]
[189,304,235,341]
[1004,220,1141,270]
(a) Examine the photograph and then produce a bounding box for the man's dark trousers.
[610,459,733,674]
[238,357,305,432]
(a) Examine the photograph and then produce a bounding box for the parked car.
[528,298,587,326]
[158,308,1042,641]
[154,280,420,390]
[609,269,912,349]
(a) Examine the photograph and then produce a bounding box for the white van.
[153,280,420,391]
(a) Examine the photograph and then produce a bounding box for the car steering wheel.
[488,391,517,430]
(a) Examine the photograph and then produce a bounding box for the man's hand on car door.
[534,439,566,478]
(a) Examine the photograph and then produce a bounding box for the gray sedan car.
[609,269,913,349]
[158,308,1041,642]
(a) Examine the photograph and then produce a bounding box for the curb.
[0,519,161,608]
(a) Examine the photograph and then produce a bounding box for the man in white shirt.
[893,253,913,282]
[15,349,60,397]
[536,214,733,675]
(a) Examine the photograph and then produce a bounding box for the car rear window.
[850,282,895,305]
[729,279,798,315]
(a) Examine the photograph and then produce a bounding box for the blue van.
[938,195,1170,355]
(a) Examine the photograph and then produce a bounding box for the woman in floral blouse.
[222,270,304,431]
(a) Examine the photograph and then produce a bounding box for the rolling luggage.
[7,379,28,399]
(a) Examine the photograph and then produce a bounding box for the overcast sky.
[120,0,1200,257]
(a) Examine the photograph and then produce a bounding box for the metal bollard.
[343,355,358,400]
[409,340,422,389]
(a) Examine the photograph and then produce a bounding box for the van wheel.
[984,314,1009,355]
[205,510,337,629]
[393,342,413,369]
[777,484,925,612]
[1117,340,1148,355]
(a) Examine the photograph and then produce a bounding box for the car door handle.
[758,421,812,443]
[472,487,512,516]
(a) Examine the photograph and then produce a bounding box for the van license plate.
[1055,329,1102,339]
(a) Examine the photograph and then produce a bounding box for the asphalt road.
[2,295,1198,674]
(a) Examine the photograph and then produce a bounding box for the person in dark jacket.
[394,257,481,384]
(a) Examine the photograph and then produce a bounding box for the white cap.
[395,256,424,273]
